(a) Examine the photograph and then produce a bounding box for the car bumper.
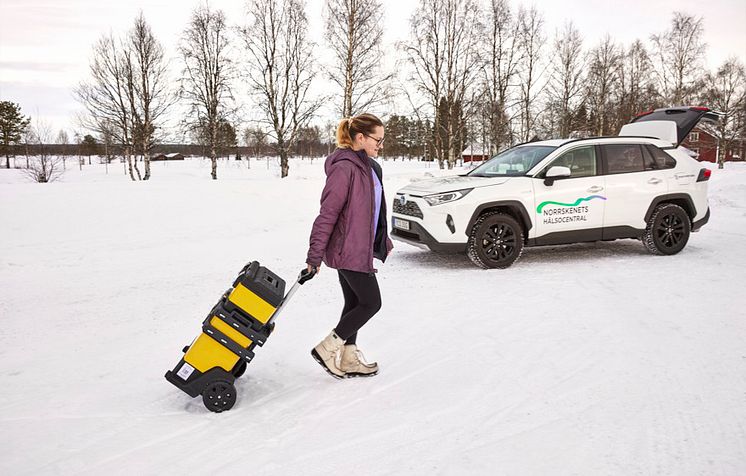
[692,207,710,232]
[391,220,466,253]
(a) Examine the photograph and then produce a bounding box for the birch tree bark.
[179,5,234,180]
[241,0,322,178]
[324,0,391,117]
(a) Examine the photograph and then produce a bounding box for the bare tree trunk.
[702,58,746,170]
[651,13,706,106]
[180,5,233,181]
[484,0,521,151]
[241,0,322,179]
[76,13,171,182]
[586,35,621,136]
[517,6,546,142]
[325,0,391,117]
[547,22,584,138]
[404,0,481,171]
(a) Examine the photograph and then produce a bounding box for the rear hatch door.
[618,106,721,147]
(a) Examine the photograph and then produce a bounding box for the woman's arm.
[306,162,353,267]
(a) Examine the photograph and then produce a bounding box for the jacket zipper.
[368,163,376,276]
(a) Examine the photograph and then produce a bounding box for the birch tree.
[76,12,172,181]
[402,0,483,169]
[516,6,546,142]
[701,58,746,169]
[482,0,521,152]
[546,22,585,138]
[180,5,234,180]
[128,13,173,180]
[651,12,707,106]
[586,35,622,136]
[324,0,391,117]
[240,0,322,178]
[615,39,658,129]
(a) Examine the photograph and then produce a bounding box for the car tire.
[642,203,691,255]
[467,212,524,269]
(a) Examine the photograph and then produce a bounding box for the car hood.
[397,175,511,196]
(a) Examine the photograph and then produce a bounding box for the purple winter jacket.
[307,148,394,274]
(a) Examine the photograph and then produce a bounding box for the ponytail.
[336,118,354,149]
[335,113,384,149]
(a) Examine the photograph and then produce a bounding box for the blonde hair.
[336,113,384,149]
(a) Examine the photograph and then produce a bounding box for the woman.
[306,113,394,379]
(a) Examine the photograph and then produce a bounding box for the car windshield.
[467,145,557,177]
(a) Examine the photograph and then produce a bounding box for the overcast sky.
[1,0,744,137]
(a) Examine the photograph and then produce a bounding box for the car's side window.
[541,146,597,178]
[646,145,677,169]
[603,144,645,174]
[642,146,657,171]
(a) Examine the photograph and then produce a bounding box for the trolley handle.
[265,266,316,327]
[298,266,317,285]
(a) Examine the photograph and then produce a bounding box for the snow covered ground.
[1,156,745,475]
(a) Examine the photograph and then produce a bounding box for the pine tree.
[0,101,30,169]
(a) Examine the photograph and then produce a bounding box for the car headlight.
[423,188,473,206]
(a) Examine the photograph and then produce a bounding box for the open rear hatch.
[618,106,721,147]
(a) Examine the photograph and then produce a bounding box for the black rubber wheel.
[202,380,237,413]
[643,203,691,255]
[467,212,524,269]
[232,360,247,378]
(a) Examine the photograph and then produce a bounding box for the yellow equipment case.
[165,261,314,412]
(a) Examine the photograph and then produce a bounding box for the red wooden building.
[681,127,745,163]
[461,146,490,163]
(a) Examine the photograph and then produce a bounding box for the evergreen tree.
[0,101,30,169]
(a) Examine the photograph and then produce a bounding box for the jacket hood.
[326,148,370,174]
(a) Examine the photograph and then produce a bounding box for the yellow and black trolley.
[165,261,315,412]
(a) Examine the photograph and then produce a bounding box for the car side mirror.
[544,166,571,186]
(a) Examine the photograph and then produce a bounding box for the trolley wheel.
[202,380,237,413]
[232,360,247,378]
[182,345,190,353]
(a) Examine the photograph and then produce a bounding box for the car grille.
[393,199,424,218]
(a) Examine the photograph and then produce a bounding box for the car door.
[531,145,605,244]
[600,143,668,234]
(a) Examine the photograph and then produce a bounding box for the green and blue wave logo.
[537,195,607,213]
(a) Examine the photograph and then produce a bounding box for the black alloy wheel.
[657,213,686,248]
[202,380,237,413]
[467,213,524,269]
[643,203,691,255]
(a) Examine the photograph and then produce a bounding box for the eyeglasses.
[364,133,385,147]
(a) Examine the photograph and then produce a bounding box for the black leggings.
[334,269,382,345]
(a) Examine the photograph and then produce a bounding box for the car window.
[642,146,657,170]
[540,145,597,178]
[468,145,556,177]
[646,145,677,169]
[603,144,645,174]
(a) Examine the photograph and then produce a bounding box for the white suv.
[391,106,717,268]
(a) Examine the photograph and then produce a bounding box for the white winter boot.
[311,331,346,379]
[340,344,379,377]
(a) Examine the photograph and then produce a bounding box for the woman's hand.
[307,263,320,275]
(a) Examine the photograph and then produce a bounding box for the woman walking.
[306,113,393,379]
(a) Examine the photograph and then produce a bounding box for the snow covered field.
[1,156,745,475]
